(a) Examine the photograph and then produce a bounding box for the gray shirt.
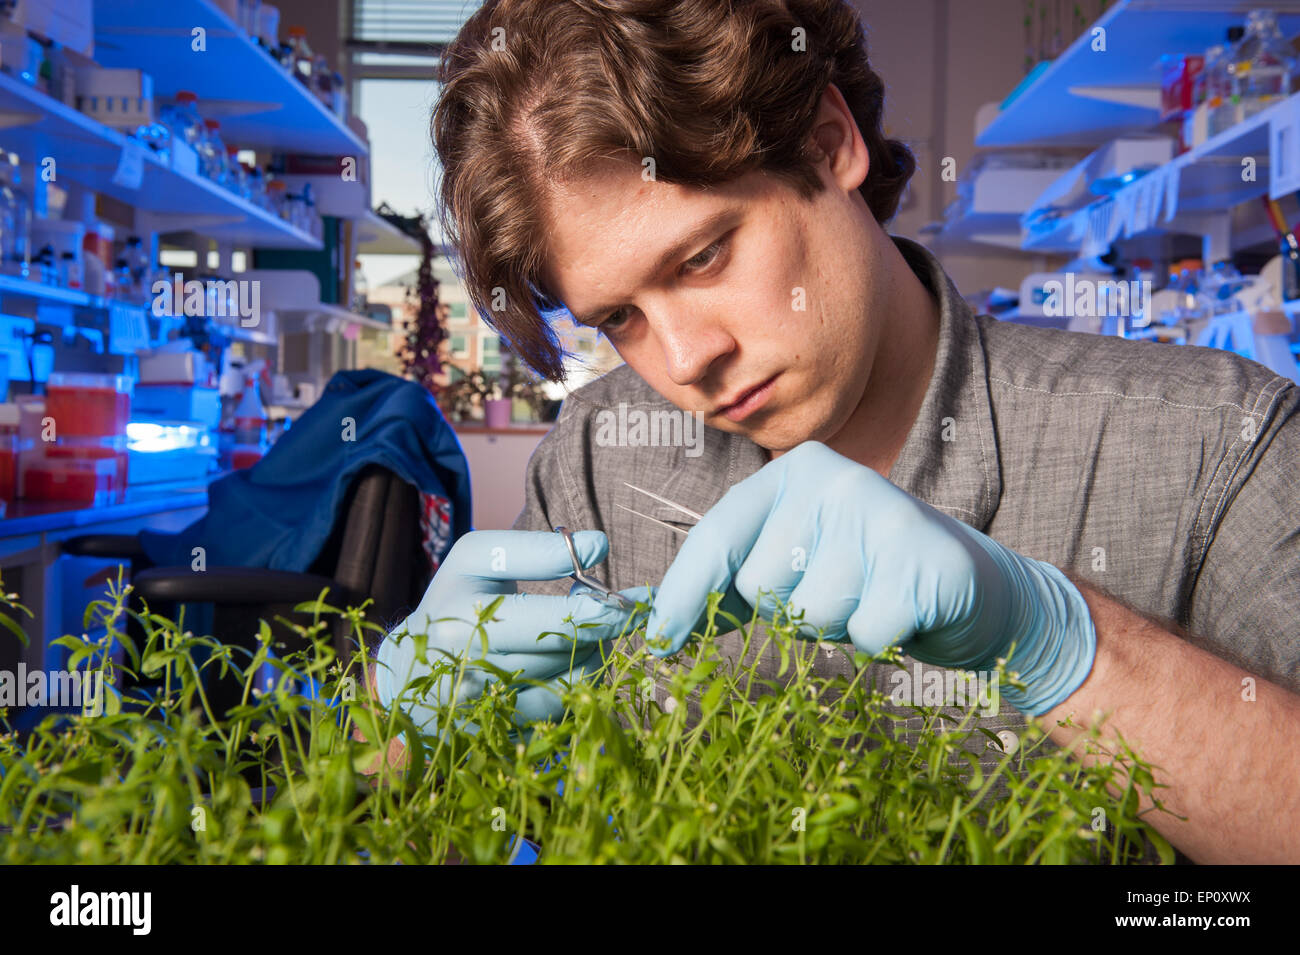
[510,235,1300,853]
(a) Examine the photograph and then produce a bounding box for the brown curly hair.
[432,0,916,382]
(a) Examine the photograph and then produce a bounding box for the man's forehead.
[539,165,773,314]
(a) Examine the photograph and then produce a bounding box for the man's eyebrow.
[569,207,740,326]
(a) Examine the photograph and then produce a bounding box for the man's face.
[538,116,885,453]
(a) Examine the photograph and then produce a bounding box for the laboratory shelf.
[977,0,1300,149]
[1022,89,1300,256]
[0,70,321,250]
[357,210,423,255]
[93,0,367,157]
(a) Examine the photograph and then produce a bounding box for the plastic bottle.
[34,244,55,284]
[1229,11,1294,121]
[248,166,267,209]
[159,91,205,149]
[312,53,332,104]
[266,179,288,220]
[301,181,319,238]
[287,26,313,86]
[233,360,268,446]
[58,250,81,290]
[1196,44,1228,136]
[124,236,150,297]
[114,257,133,302]
[353,258,369,310]
[133,114,172,165]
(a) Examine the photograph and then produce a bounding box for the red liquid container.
[45,372,133,439]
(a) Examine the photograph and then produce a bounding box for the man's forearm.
[1042,578,1300,864]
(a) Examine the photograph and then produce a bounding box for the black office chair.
[62,464,434,719]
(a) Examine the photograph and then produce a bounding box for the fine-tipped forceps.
[614,483,703,538]
[554,525,638,611]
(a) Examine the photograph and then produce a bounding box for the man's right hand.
[373,529,648,736]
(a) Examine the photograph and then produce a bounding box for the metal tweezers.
[555,484,704,611]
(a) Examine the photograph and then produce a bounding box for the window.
[448,301,468,321]
[450,333,468,357]
[481,334,500,371]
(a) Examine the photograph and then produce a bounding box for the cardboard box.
[11,0,93,58]
[74,68,154,132]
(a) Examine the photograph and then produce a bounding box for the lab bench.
[0,473,222,676]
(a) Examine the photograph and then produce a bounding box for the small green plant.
[0,576,1174,864]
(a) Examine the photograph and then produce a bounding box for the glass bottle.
[0,154,30,279]
[1229,11,1294,122]
[226,145,249,199]
[201,119,230,185]
[312,54,332,104]
[114,257,133,302]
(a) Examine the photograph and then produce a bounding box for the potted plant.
[477,371,510,427]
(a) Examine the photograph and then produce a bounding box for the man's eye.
[600,307,630,330]
[684,239,725,271]
[598,235,731,333]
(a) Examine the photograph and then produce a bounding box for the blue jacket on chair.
[139,369,472,576]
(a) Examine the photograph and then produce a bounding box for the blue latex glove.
[642,442,1096,716]
[374,530,649,737]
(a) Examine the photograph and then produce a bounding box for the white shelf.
[93,0,367,157]
[1020,90,1296,255]
[978,0,1300,149]
[275,303,391,331]
[0,71,321,250]
[357,210,423,255]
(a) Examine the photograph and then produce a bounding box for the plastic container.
[200,119,229,185]
[1228,11,1294,121]
[37,435,129,504]
[45,372,133,438]
[25,453,121,505]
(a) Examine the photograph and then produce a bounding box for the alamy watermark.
[888,661,999,717]
[151,271,261,327]
[0,665,106,716]
[1041,273,1153,324]
[594,402,705,457]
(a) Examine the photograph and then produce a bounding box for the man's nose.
[649,304,736,386]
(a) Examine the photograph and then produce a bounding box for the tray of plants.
[0,574,1173,864]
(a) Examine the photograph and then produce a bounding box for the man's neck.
[770,237,941,475]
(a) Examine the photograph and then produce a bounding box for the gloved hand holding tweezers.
[373,528,650,738]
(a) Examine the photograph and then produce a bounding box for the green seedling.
[0,573,1174,864]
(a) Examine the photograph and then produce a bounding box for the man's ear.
[808,82,869,192]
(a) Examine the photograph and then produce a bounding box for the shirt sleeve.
[1187,381,1300,694]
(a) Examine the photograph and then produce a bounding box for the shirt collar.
[719,234,1002,529]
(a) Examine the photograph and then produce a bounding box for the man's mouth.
[716,374,780,422]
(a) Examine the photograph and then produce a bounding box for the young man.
[371,0,1300,862]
